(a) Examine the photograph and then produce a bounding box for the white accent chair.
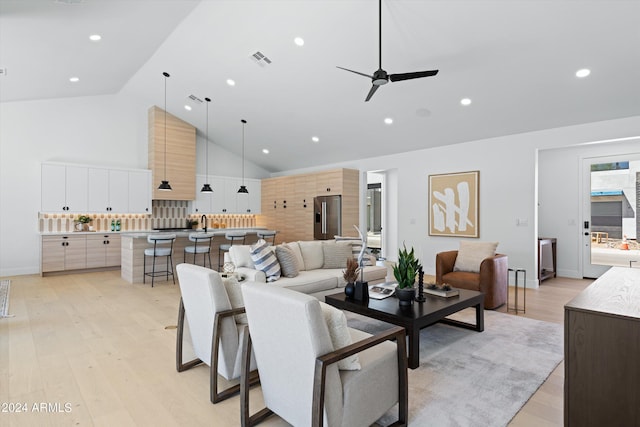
[176,263,258,403]
[183,232,215,268]
[240,283,408,426]
[144,233,176,287]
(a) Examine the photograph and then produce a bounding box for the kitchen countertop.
[41,231,131,235]
[120,227,268,239]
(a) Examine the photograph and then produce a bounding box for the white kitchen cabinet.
[41,163,88,212]
[128,170,152,213]
[88,168,129,213]
[237,178,261,214]
[192,175,261,214]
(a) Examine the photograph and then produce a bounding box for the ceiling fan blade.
[336,66,373,79]
[389,70,439,82]
[365,84,380,102]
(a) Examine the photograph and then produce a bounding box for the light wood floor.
[0,271,591,426]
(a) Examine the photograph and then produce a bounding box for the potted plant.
[343,257,360,298]
[75,215,92,231]
[393,243,421,306]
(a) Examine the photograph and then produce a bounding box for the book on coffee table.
[369,282,397,299]
[424,287,459,298]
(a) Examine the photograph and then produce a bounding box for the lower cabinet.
[42,233,121,274]
[86,234,121,268]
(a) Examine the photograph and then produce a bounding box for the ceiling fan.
[337,0,439,102]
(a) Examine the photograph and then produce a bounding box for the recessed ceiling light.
[311,136,319,143]
[226,79,235,86]
[384,118,393,125]
[89,34,101,41]
[460,98,472,106]
[262,148,270,154]
[184,105,192,111]
[576,68,591,78]
[69,76,79,82]
[294,37,304,46]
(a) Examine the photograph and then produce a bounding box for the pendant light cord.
[163,72,169,182]
[241,119,246,186]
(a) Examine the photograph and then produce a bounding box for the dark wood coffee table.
[325,289,484,369]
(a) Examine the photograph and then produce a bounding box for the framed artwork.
[429,170,479,238]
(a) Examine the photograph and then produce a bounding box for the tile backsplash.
[39,200,256,232]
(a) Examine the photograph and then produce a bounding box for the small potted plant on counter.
[393,243,421,306]
[75,215,92,231]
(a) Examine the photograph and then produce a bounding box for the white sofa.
[229,239,388,299]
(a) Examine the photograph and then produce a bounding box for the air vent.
[188,95,203,104]
[250,51,272,67]
[53,0,86,4]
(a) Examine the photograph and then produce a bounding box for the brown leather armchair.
[435,250,508,309]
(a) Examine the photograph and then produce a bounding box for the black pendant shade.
[238,119,249,194]
[201,97,213,193]
[158,71,172,191]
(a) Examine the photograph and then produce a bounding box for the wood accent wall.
[148,106,196,200]
[257,168,360,242]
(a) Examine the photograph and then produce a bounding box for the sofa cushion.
[250,240,281,282]
[282,242,305,271]
[298,240,324,270]
[270,270,339,295]
[276,245,299,278]
[334,236,374,266]
[229,245,254,269]
[453,241,498,273]
[322,242,354,269]
[442,271,481,291]
[319,301,361,370]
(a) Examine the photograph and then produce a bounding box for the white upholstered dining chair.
[240,283,408,426]
[175,263,258,403]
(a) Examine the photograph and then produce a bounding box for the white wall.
[0,94,269,276]
[275,116,640,288]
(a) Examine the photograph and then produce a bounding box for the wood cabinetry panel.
[149,106,196,201]
[258,168,359,242]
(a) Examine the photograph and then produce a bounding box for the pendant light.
[158,71,172,191]
[237,119,249,194]
[201,97,213,193]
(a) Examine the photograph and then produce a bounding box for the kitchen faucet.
[201,215,207,233]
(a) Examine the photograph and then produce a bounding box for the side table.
[507,268,526,314]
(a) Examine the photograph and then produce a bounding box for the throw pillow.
[298,240,324,270]
[223,278,248,324]
[318,301,361,370]
[334,236,374,266]
[282,242,305,271]
[275,245,299,278]
[453,241,499,273]
[322,243,354,269]
[250,239,281,282]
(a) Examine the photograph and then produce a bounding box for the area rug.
[346,309,563,427]
[0,279,14,318]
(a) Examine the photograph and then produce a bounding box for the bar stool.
[218,231,247,270]
[257,230,277,246]
[184,232,215,268]
[144,234,176,287]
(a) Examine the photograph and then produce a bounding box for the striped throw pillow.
[250,239,281,282]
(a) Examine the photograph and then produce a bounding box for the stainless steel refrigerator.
[314,195,342,240]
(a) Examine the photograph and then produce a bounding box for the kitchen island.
[120,228,267,284]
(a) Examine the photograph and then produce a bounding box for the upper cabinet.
[148,106,196,201]
[192,175,261,214]
[41,163,151,214]
[41,163,88,213]
[87,168,129,213]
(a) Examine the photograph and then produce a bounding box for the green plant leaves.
[393,243,422,289]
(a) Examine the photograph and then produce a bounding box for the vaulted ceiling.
[2,0,639,172]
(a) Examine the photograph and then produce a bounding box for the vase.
[344,282,355,299]
[396,288,415,306]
